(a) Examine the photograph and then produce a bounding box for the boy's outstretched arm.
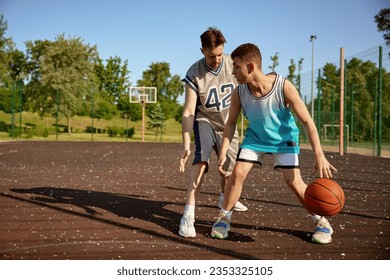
[284,80,337,178]
[218,87,241,175]
[179,84,197,172]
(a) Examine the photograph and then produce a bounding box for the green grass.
[1,110,388,157]
[0,111,183,142]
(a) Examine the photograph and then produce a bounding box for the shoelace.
[315,219,331,233]
[213,218,231,227]
[184,216,194,227]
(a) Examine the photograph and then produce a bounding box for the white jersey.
[182,54,237,132]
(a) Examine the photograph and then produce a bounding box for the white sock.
[184,204,195,217]
[220,208,233,219]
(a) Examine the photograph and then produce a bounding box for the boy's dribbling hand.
[311,157,338,178]
[179,149,191,172]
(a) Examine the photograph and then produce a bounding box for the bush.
[26,127,49,138]
[7,126,21,138]
[107,126,123,137]
[35,127,49,137]
[0,121,8,132]
[85,126,96,133]
[124,127,135,138]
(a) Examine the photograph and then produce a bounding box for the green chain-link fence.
[299,44,390,157]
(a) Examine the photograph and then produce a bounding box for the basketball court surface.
[0,141,389,260]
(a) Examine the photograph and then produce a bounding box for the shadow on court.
[3,186,258,259]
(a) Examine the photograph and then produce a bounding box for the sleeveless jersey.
[182,54,237,132]
[238,73,300,154]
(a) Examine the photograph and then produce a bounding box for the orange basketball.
[304,178,345,216]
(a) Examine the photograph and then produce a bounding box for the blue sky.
[1,0,388,101]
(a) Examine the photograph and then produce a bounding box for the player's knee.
[231,167,248,183]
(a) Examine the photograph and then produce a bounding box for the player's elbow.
[182,108,194,118]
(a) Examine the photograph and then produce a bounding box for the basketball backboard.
[129,87,157,103]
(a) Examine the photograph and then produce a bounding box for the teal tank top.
[238,73,300,154]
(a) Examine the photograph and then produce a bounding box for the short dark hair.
[200,27,227,49]
[231,43,262,68]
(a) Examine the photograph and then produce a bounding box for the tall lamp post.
[310,35,317,118]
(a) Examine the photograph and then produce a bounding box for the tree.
[25,34,98,133]
[296,58,304,91]
[94,56,130,104]
[137,62,184,119]
[375,8,390,46]
[346,58,382,141]
[320,63,339,113]
[287,59,296,83]
[174,104,184,123]
[269,52,279,71]
[92,96,117,121]
[147,102,166,141]
[94,56,131,122]
[287,58,304,92]
[0,14,24,114]
[318,58,390,141]
[0,14,11,83]
[116,96,142,121]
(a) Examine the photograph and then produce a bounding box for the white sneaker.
[312,217,333,244]
[218,195,248,212]
[233,200,248,211]
[179,215,196,238]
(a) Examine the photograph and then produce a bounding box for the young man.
[178,28,248,238]
[211,43,338,244]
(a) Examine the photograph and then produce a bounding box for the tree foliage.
[147,102,166,141]
[137,62,184,119]
[287,58,304,93]
[319,58,390,141]
[0,15,26,113]
[0,14,11,83]
[25,34,98,132]
[269,52,279,72]
[375,8,390,46]
[287,59,296,82]
[94,56,131,121]
[95,56,130,103]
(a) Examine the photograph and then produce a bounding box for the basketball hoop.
[129,87,157,104]
[129,87,157,142]
[139,94,148,103]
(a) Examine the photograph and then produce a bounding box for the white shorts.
[237,148,300,170]
[193,120,239,176]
